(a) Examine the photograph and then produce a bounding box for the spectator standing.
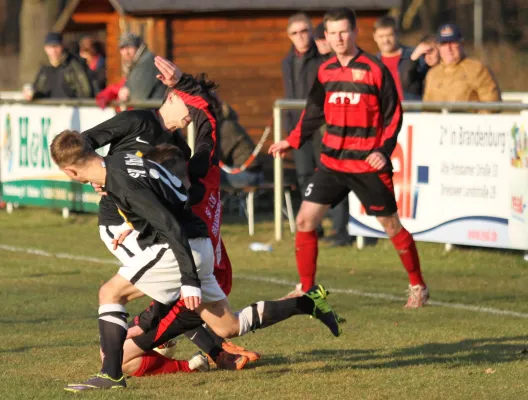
[282,12,324,236]
[400,35,439,99]
[23,32,94,100]
[117,33,165,103]
[79,36,106,92]
[373,16,424,100]
[424,24,501,103]
[216,101,264,189]
[313,22,332,59]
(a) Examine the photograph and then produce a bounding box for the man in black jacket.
[282,12,324,235]
[313,22,332,60]
[400,35,439,98]
[24,32,94,100]
[311,22,353,247]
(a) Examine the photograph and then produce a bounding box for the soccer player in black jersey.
[84,72,259,367]
[50,131,342,392]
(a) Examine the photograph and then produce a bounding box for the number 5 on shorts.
[305,183,314,197]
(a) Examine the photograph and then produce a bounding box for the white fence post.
[273,106,283,241]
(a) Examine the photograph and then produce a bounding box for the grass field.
[0,208,527,399]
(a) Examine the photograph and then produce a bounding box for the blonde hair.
[50,130,97,168]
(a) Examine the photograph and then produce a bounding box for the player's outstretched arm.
[268,140,292,158]
[375,64,403,159]
[285,74,326,150]
[82,112,139,150]
[154,56,182,88]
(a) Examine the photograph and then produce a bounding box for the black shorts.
[131,300,203,352]
[304,168,397,216]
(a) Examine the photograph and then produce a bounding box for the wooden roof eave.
[52,0,126,33]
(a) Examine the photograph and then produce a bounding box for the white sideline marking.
[237,275,528,319]
[2,243,528,319]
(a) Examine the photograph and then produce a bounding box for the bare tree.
[19,0,60,87]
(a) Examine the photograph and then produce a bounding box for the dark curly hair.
[163,72,220,111]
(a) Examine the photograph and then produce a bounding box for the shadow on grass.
[299,336,528,370]
[26,270,81,278]
[245,354,291,369]
[0,340,96,354]
[297,348,381,364]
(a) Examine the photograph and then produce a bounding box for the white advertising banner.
[0,104,115,211]
[348,113,528,250]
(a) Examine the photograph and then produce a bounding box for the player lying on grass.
[83,74,259,366]
[50,131,343,392]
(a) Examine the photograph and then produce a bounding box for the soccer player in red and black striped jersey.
[269,8,428,308]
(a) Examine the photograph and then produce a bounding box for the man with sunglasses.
[282,12,325,238]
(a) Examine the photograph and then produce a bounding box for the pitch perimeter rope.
[219,124,271,174]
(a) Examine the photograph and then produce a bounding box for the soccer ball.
[153,337,179,359]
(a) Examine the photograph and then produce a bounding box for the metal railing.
[0,98,196,153]
[272,99,528,241]
[3,97,528,241]
[0,98,161,107]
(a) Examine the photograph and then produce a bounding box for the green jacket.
[218,102,262,172]
[33,51,94,99]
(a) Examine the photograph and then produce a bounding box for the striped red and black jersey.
[172,74,219,190]
[287,49,403,174]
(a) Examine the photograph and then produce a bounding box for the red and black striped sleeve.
[374,63,403,158]
[173,87,217,184]
[286,70,326,149]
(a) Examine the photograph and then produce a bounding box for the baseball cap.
[436,24,463,43]
[44,32,63,46]
[119,33,142,48]
[314,22,325,40]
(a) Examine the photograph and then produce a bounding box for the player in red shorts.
[269,8,428,308]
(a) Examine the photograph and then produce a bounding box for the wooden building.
[54,0,399,139]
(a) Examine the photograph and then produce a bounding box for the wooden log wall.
[171,11,383,145]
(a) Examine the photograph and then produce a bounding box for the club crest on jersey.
[328,92,361,105]
[351,69,366,81]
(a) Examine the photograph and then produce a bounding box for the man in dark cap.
[313,22,332,58]
[116,33,166,103]
[423,23,501,104]
[24,32,94,100]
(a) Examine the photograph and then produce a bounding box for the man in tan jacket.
[423,24,501,103]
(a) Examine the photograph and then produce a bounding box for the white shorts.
[99,225,226,305]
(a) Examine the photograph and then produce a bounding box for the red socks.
[130,351,193,377]
[390,228,425,287]
[295,230,318,292]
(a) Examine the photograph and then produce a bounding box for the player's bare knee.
[121,361,136,375]
[98,282,121,304]
[212,324,238,339]
[377,213,402,238]
[296,212,316,232]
